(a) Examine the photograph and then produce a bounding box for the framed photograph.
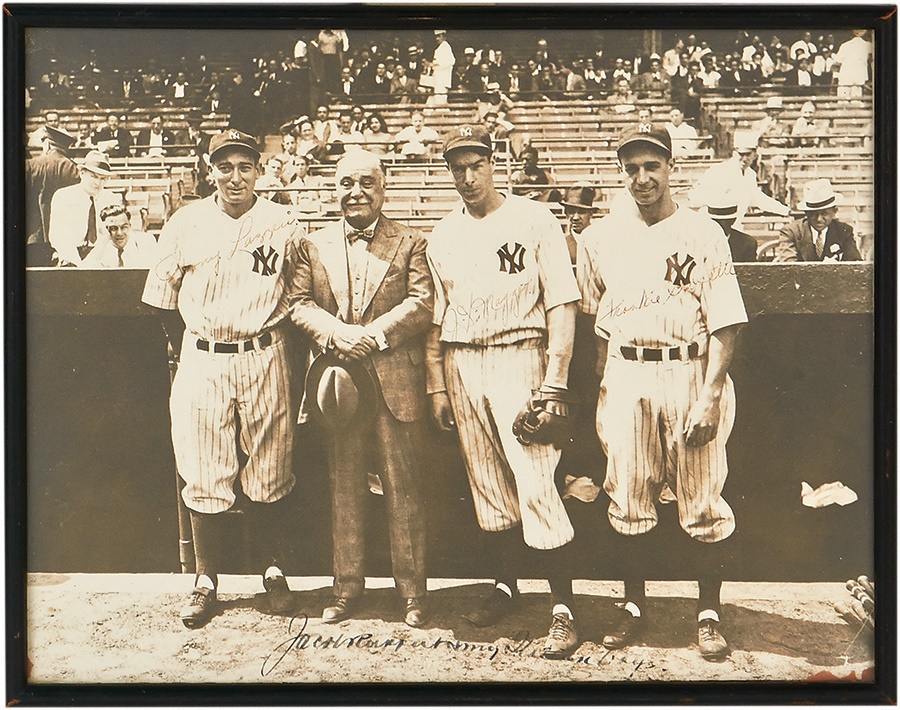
[6,3,895,704]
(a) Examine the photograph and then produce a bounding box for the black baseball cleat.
[181,586,217,629]
[602,604,643,650]
[403,597,429,628]
[541,613,579,659]
[322,596,360,624]
[463,586,517,627]
[262,574,294,614]
[698,619,730,661]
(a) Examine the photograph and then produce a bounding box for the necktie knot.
[347,228,374,244]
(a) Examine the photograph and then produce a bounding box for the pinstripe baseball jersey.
[427,195,581,345]
[142,195,304,340]
[577,205,747,348]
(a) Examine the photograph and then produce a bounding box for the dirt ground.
[26,574,874,685]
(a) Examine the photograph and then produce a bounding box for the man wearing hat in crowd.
[289,149,433,628]
[142,128,305,628]
[91,113,134,158]
[81,203,158,269]
[48,150,118,267]
[425,124,582,659]
[706,198,759,262]
[633,54,671,97]
[27,109,62,148]
[560,182,600,264]
[25,124,80,265]
[751,96,789,146]
[578,126,747,661]
[689,130,789,230]
[774,178,862,262]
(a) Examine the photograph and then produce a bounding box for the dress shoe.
[403,597,429,628]
[541,613,579,659]
[602,605,642,649]
[463,586,517,627]
[698,619,730,660]
[263,574,294,614]
[180,586,216,629]
[322,596,359,623]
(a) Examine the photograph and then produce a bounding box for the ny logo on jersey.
[250,245,280,276]
[497,242,526,274]
[665,252,697,287]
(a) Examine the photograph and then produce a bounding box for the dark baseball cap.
[45,125,75,149]
[442,124,493,158]
[209,128,260,161]
[616,126,672,159]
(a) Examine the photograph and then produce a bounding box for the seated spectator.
[664,107,699,157]
[71,121,94,151]
[511,146,557,202]
[751,96,789,147]
[719,56,747,89]
[313,104,336,144]
[49,150,119,266]
[689,132,789,229]
[563,60,588,97]
[296,120,325,162]
[390,64,419,104]
[91,113,134,158]
[285,155,327,213]
[350,105,367,133]
[635,107,654,134]
[171,71,190,104]
[813,45,835,85]
[136,114,175,158]
[700,54,721,89]
[790,32,818,61]
[326,111,365,159]
[276,132,304,182]
[506,62,530,97]
[362,112,395,155]
[706,199,758,262]
[256,155,292,205]
[790,101,820,147]
[582,57,606,95]
[205,89,224,116]
[608,78,636,110]
[393,110,439,159]
[611,57,632,83]
[787,55,815,90]
[27,110,61,148]
[663,39,684,77]
[81,203,158,268]
[338,66,355,98]
[633,54,670,97]
[774,179,862,262]
[770,48,795,82]
[535,65,564,100]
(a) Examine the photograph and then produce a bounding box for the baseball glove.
[834,575,875,630]
[512,387,577,448]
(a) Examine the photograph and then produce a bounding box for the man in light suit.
[290,150,434,628]
[774,179,862,262]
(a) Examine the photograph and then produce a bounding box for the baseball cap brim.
[617,134,671,158]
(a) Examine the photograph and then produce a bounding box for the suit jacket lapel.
[316,223,351,321]
[798,220,818,261]
[360,217,402,317]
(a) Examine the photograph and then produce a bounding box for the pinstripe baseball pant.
[598,355,736,543]
[170,330,296,514]
[444,338,575,551]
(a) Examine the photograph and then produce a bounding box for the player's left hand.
[684,394,721,447]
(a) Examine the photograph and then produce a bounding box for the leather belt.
[196,332,273,354]
[620,342,701,362]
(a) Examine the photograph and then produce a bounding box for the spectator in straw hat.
[48,150,118,266]
[706,199,758,262]
[289,149,434,627]
[774,179,862,262]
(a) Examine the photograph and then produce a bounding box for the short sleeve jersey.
[577,205,747,348]
[142,195,305,341]
[427,194,581,345]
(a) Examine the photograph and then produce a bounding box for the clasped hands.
[330,323,379,362]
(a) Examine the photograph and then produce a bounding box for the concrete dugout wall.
[25,264,875,581]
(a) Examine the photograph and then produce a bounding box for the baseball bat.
[167,343,195,574]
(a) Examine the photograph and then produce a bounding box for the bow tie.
[347,228,374,244]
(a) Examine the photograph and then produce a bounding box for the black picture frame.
[5,3,896,705]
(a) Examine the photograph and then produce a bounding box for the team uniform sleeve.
[699,221,748,335]
[534,206,581,310]
[141,215,184,311]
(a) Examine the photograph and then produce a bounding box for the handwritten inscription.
[598,260,735,325]
[442,280,538,341]
[260,615,666,678]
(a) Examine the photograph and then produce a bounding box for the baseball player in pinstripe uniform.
[577,127,747,660]
[142,128,304,628]
[425,124,582,659]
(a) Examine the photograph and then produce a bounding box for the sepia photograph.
[6,3,895,704]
